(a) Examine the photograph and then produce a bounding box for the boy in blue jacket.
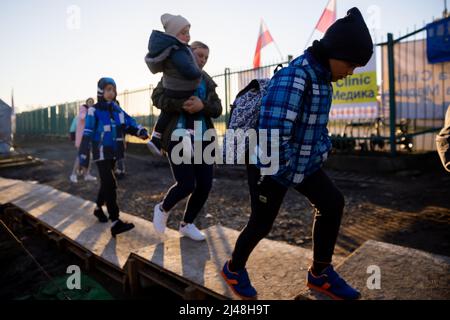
[145,13,202,155]
[79,77,149,238]
[222,8,374,300]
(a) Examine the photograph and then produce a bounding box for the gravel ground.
[1,138,449,259]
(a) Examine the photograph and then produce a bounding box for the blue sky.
[0,0,444,111]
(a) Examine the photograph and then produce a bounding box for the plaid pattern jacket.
[257,51,333,187]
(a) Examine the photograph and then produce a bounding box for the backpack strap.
[274,64,284,74]
[227,79,265,128]
[236,79,261,99]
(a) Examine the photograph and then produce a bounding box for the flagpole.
[273,40,285,61]
[262,18,285,60]
[303,0,336,50]
[11,88,14,111]
[255,19,285,65]
[303,29,316,51]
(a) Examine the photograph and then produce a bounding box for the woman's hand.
[182,96,204,114]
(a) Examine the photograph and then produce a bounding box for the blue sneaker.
[221,260,257,299]
[307,265,361,300]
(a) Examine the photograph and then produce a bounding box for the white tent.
[0,99,13,154]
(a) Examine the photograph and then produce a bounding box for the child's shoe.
[69,174,78,183]
[111,219,135,238]
[307,265,361,300]
[221,260,257,299]
[84,174,97,182]
[93,207,108,223]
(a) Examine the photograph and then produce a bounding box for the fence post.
[224,67,231,124]
[32,110,37,135]
[387,33,397,156]
[50,106,57,135]
[43,107,49,135]
[37,109,42,135]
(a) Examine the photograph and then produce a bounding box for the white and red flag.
[315,0,337,33]
[304,0,337,49]
[253,19,275,68]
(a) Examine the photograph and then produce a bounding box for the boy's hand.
[138,128,149,140]
[183,96,204,114]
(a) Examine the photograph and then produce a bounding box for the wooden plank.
[0,177,180,269]
[0,177,21,188]
[0,179,34,204]
[300,240,450,300]
[132,225,315,300]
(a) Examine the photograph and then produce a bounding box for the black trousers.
[231,164,345,270]
[162,142,214,224]
[96,159,120,221]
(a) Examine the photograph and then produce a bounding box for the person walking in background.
[69,98,97,183]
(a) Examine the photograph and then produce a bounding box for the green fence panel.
[50,106,57,135]
[38,109,43,134]
[43,107,49,134]
[57,104,65,136]
[67,102,77,132]
[32,110,38,134]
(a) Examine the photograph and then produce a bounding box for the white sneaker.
[179,223,206,241]
[84,174,97,181]
[69,174,78,183]
[153,203,169,234]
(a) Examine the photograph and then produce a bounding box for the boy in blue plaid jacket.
[222,8,374,300]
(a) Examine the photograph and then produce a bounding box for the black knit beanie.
[319,7,373,66]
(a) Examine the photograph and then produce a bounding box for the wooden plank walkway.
[131,225,317,300]
[0,177,179,269]
[0,177,316,299]
[2,177,448,300]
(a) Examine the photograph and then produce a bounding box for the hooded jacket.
[145,30,202,93]
[151,71,223,153]
[78,101,147,167]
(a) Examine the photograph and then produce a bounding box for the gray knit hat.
[161,13,190,37]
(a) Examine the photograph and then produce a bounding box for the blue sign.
[427,17,450,64]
